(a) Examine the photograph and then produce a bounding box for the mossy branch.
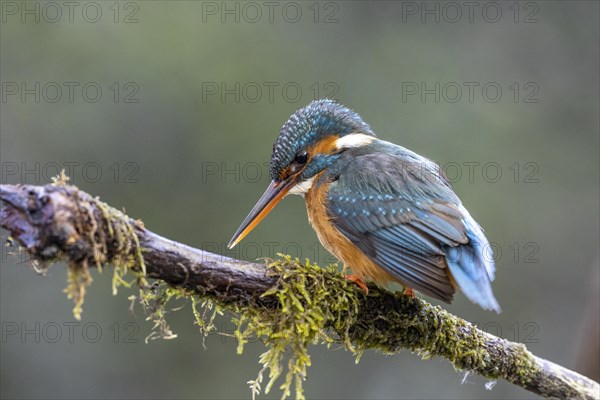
[1,182,598,400]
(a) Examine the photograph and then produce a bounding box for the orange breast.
[305,174,397,286]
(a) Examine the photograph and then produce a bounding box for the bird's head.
[228,99,375,248]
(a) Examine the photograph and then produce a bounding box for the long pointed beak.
[228,179,296,249]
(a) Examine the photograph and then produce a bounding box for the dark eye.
[295,150,308,164]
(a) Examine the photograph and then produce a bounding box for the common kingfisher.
[228,99,500,312]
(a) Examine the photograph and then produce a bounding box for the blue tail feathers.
[446,207,501,313]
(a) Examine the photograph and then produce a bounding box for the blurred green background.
[1,1,599,399]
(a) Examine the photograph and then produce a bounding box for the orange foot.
[345,274,369,294]
[402,287,415,297]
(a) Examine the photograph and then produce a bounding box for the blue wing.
[327,149,500,312]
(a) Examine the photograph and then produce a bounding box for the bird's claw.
[345,274,369,294]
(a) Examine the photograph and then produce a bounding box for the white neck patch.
[287,176,315,197]
[335,133,375,150]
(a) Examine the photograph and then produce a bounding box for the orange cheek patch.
[310,135,340,156]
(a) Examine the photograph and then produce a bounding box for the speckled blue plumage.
[270,99,374,180]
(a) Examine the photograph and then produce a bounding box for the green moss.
[191,295,223,348]
[342,288,541,386]
[138,284,182,342]
[510,344,539,385]
[134,255,362,400]
[235,255,361,400]
[50,174,147,320]
[131,255,539,399]
[95,198,147,294]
